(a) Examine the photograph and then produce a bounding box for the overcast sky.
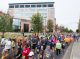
[0,0,80,31]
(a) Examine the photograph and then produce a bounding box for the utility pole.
[78,19,80,30]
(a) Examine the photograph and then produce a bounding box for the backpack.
[32,38,36,43]
[44,50,52,59]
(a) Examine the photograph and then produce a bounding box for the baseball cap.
[28,51,34,57]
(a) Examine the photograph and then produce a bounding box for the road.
[70,38,80,59]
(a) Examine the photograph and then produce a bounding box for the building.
[8,2,56,32]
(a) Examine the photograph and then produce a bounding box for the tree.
[31,12,43,33]
[59,25,73,33]
[63,27,68,32]
[0,13,13,37]
[68,29,73,33]
[47,19,53,32]
[76,29,79,33]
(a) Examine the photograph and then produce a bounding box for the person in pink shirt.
[52,35,57,44]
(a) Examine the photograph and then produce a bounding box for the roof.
[9,2,54,5]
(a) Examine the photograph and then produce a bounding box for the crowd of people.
[0,32,78,59]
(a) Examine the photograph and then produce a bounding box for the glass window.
[37,5,41,7]
[20,5,24,8]
[31,5,36,7]
[48,4,53,7]
[37,8,47,12]
[42,4,47,7]
[9,5,14,8]
[25,5,30,8]
[15,5,19,8]
[41,13,47,16]
[30,9,35,12]
[13,18,21,26]
[23,13,32,18]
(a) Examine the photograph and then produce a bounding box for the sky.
[0,0,80,31]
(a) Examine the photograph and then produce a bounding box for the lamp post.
[44,16,47,34]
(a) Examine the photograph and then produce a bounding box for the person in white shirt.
[1,38,6,46]
[28,51,34,59]
[5,39,11,52]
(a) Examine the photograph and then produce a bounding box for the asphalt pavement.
[62,42,73,59]
[70,38,80,59]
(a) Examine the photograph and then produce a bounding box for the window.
[20,5,24,8]
[30,9,35,12]
[37,8,47,12]
[42,4,47,7]
[15,5,19,8]
[37,5,41,7]
[9,5,14,8]
[48,4,53,7]
[31,5,36,7]
[13,18,21,26]
[24,13,32,18]
[41,13,47,17]
[25,5,30,8]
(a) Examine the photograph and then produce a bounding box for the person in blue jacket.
[46,40,53,49]
[57,35,62,41]
[36,41,41,54]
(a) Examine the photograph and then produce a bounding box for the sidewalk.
[70,38,80,59]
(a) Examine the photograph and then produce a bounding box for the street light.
[44,16,47,34]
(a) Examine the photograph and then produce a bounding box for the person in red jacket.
[22,43,30,59]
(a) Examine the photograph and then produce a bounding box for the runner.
[5,39,12,53]
[28,51,34,59]
[36,41,41,54]
[43,45,53,59]
[22,43,30,59]
[32,38,37,52]
[16,45,22,59]
[1,37,6,47]
[55,40,62,56]
[1,49,12,59]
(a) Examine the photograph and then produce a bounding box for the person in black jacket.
[16,45,22,59]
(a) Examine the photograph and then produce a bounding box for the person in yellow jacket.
[55,40,62,56]
[64,36,71,46]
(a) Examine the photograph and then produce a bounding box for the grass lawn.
[0,32,33,39]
